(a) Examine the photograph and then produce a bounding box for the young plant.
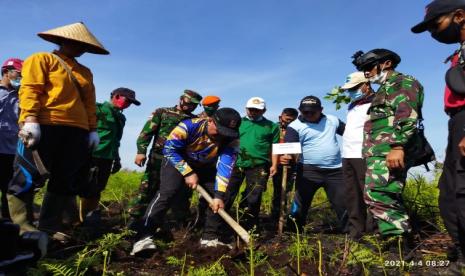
[317,239,323,276]
[346,235,389,275]
[289,217,301,275]
[324,86,351,110]
[40,229,131,275]
[187,255,228,276]
[166,253,188,275]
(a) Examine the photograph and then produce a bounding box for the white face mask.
[369,64,388,85]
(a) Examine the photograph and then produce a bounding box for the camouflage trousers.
[128,155,162,218]
[364,157,411,236]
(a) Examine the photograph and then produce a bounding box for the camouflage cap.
[182,89,202,104]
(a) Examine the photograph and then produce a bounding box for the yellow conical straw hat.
[38,22,109,55]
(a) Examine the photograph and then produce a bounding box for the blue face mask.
[10,78,21,88]
[348,89,364,101]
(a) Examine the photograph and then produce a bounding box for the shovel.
[278,165,288,236]
[195,185,250,244]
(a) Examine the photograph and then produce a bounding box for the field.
[27,162,456,275]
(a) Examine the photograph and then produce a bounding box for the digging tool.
[278,165,288,236]
[195,185,250,244]
[272,142,302,236]
[18,131,49,177]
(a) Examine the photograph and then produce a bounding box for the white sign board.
[272,143,302,155]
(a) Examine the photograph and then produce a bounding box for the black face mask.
[431,21,463,44]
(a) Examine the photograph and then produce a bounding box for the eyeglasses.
[247,108,262,112]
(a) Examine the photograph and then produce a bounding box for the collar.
[348,93,375,110]
[384,71,400,84]
[245,115,264,122]
[104,101,123,113]
[52,50,77,64]
[0,84,15,93]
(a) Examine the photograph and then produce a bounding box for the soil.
[42,201,455,276]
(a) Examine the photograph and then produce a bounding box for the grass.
[100,170,142,203]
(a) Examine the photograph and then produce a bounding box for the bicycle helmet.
[352,49,401,71]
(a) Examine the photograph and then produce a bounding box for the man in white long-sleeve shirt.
[340,72,376,239]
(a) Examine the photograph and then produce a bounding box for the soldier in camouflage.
[354,49,424,241]
[129,90,202,220]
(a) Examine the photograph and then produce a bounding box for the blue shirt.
[163,118,239,198]
[285,114,345,169]
[0,86,19,155]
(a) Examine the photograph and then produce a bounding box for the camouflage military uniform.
[128,106,196,218]
[363,72,423,236]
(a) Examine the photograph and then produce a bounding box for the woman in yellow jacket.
[8,22,109,237]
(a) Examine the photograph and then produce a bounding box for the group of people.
[1,0,465,273]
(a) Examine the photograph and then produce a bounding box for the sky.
[0,0,455,171]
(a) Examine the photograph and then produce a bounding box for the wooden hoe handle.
[195,185,250,244]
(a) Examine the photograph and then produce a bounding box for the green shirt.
[93,101,126,160]
[236,117,280,168]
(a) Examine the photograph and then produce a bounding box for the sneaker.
[131,236,156,256]
[200,238,233,250]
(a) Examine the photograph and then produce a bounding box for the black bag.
[445,47,465,95]
[406,108,436,171]
[445,65,465,95]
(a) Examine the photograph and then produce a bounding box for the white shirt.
[342,103,371,158]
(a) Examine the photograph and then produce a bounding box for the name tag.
[272,143,302,155]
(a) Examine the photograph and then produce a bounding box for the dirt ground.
[38,199,457,276]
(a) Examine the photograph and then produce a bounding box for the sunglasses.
[182,100,198,106]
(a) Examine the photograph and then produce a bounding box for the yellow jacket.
[19,51,97,130]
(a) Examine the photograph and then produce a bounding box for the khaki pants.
[7,193,36,233]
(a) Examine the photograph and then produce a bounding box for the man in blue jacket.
[0,58,23,220]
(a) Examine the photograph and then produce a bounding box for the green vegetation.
[30,230,131,275]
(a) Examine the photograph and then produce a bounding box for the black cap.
[111,87,140,106]
[299,96,322,112]
[212,107,241,138]
[411,0,465,33]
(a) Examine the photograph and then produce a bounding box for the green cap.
[182,89,202,104]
